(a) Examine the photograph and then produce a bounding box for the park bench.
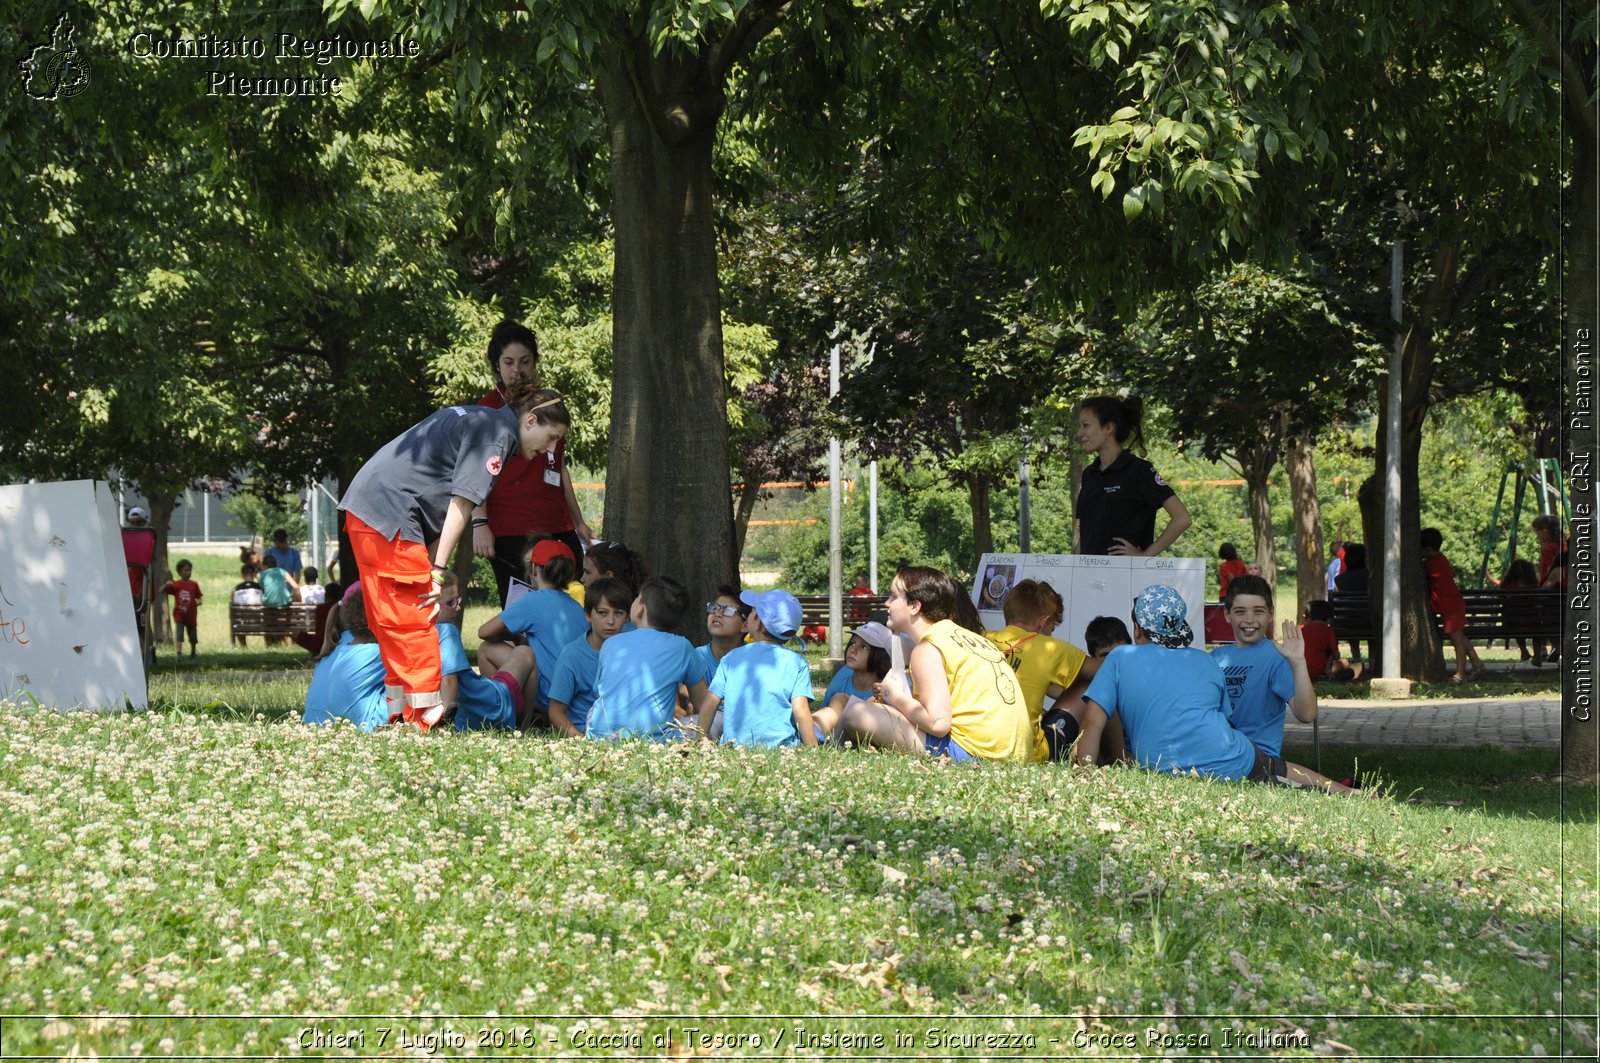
[229,601,331,652]
[1329,589,1560,646]
[794,594,888,640]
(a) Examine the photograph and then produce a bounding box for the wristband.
[471,518,489,528]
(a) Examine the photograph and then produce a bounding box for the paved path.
[1284,696,1562,749]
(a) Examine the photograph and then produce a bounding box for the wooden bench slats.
[229,603,321,638]
[1329,589,1559,643]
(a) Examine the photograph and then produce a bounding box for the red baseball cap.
[530,540,575,566]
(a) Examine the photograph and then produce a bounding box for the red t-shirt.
[1423,553,1466,617]
[1300,620,1338,677]
[1538,540,1564,585]
[1218,559,1248,599]
[477,389,573,537]
[166,579,202,623]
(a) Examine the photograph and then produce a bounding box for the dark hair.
[273,528,289,541]
[1532,514,1560,539]
[1305,599,1335,623]
[524,534,577,589]
[1218,542,1239,562]
[587,542,649,596]
[714,584,751,618]
[1084,616,1132,656]
[637,576,689,631]
[1078,394,1146,449]
[303,566,318,583]
[952,589,985,634]
[1501,559,1538,587]
[486,320,540,376]
[260,555,278,569]
[505,383,570,427]
[341,587,372,639]
[241,563,258,577]
[437,569,461,595]
[855,643,892,682]
[1420,527,1444,551]
[1342,542,1366,570]
[897,566,958,623]
[1224,574,1274,610]
[584,576,633,614]
[176,558,192,572]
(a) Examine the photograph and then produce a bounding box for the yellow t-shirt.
[919,619,1033,763]
[986,624,1088,762]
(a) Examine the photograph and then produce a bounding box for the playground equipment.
[1476,459,1568,587]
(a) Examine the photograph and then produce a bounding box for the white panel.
[972,553,1207,649]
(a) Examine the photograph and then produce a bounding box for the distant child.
[478,538,588,721]
[1422,528,1483,683]
[231,563,263,646]
[1076,585,1350,791]
[299,566,326,605]
[1210,575,1318,757]
[687,586,751,740]
[258,554,297,607]
[302,587,389,731]
[1084,615,1133,660]
[811,621,910,740]
[1217,542,1247,601]
[1301,601,1362,682]
[435,572,535,731]
[265,528,303,581]
[161,559,203,658]
[581,541,649,597]
[696,589,818,748]
[585,576,711,741]
[1491,558,1539,661]
[985,578,1099,763]
[548,578,633,737]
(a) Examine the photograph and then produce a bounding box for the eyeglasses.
[706,602,742,618]
[442,597,463,610]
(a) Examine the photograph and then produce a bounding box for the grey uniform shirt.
[339,405,520,545]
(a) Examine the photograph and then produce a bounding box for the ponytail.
[506,384,570,428]
[1078,394,1146,450]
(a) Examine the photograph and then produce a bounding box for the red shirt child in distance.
[162,559,203,658]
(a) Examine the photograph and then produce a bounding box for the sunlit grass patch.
[0,704,1590,1058]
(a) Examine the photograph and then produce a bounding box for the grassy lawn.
[0,692,1592,1059]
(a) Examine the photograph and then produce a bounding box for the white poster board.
[973,553,1207,648]
[0,480,148,710]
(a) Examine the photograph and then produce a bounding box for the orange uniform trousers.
[345,513,442,718]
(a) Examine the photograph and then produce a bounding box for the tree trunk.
[144,488,177,646]
[968,471,994,559]
[1562,110,1599,775]
[1243,448,1276,590]
[1286,436,1325,611]
[732,468,762,563]
[596,43,736,634]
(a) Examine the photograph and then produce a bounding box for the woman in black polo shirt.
[1074,395,1192,556]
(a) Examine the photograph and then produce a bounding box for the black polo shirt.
[1076,451,1175,555]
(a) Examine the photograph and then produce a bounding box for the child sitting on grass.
[586,577,711,741]
[435,572,536,731]
[696,589,818,748]
[1210,575,1318,759]
[478,538,588,722]
[810,622,910,740]
[1422,527,1484,683]
[838,566,1033,763]
[681,586,751,740]
[1301,600,1362,682]
[984,578,1099,763]
[302,587,389,731]
[1076,585,1351,792]
[548,577,632,737]
[160,559,203,658]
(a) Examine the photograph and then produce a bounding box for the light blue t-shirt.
[1083,643,1257,780]
[1211,638,1297,757]
[496,587,588,704]
[709,641,815,748]
[260,567,293,607]
[822,665,876,706]
[587,628,709,741]
[438,623,515,731]
[302,639,387,731]
[548,635,602,733]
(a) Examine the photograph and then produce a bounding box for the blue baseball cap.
[1133,584,1194,649]
[740,589,802,639]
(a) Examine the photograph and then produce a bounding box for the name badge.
[544,468,562,486]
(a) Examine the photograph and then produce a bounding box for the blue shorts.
[923,733,976,762]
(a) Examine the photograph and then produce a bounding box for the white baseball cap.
[851,621,914,658]
[127,506,149,522]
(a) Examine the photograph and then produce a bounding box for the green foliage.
[221,489,309,547]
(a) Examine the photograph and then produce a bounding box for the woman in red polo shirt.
[472,321,594,607]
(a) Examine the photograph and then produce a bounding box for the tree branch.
[1502,0,1598,142]
[706,0,794,84]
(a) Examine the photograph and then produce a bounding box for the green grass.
[0,700,1592,1059]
